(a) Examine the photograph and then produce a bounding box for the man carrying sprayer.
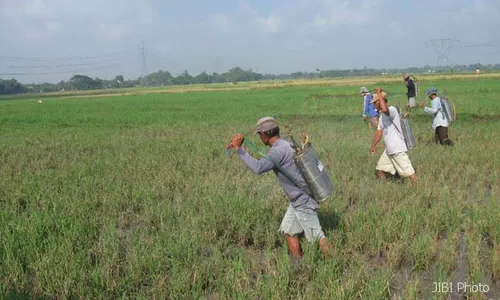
[419,87,454,146]
[370,89,418,182]
[404,74,417,113]
[230,117,331,263]
[360,87,379,129]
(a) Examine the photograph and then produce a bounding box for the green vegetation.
[2,62,500,96]
[0,78,499,299]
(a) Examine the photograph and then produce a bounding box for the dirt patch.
[450,232,468,300]
[389,264,413,298]
[306,93,351,100]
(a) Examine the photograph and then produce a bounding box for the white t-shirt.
[377,106,408,155]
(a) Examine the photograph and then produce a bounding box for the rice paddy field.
[1,76,499,299]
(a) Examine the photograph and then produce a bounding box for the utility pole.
[140,41,148,86]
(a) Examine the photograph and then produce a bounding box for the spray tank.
[395,106,417,150]
[409,75,420,98]
[288,132,334,202]
[440,97,456,124]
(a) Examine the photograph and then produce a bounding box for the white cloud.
[2,0,158,42]
[46,21,59,31]
[330,8,371,25]
[211,14,231,32]
[99,23,129,40]
[471,0,498,12]
[387,21,404,37]
[313,14,328,27]
[257,15,282,34]
[23,0,52,18]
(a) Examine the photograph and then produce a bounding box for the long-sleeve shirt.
[236,138,317,209]
[363,93,378,118]
[424,97,449,129]
[406,79,416,98]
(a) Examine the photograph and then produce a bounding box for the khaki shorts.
[376,150,415,177]
[279,203,325,243]
[408,97,416,107]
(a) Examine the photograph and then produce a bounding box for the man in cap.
[360,87,379,129]
[370,89,418,182]
[230,117,331,262]
[419,87,453,145]
[404,74,416,113]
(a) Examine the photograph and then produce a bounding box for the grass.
[0,77,499,299]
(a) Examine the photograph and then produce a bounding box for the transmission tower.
[425,38,461,69]
[140,41,148,86]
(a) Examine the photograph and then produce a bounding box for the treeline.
[1,63,499,95]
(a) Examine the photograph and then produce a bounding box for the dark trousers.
[435,126,453,146]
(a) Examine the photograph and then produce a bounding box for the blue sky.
[1,0,499,83]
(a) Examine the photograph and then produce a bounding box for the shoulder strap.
[386,106,404,137]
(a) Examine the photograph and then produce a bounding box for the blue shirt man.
[360,87,378,128]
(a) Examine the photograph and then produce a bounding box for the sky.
[1,0,500,83]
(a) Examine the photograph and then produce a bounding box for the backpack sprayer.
[409,75,420,98]
[440,96,457,124]
[226,128,334,202]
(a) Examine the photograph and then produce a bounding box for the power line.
[4,57,132,69]
[0,50,133,62]
[458,40,500,48]
[0,60,128,76]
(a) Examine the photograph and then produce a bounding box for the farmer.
[230,117,331,262]
[370,89,418,182]
[360,87,379,128]
[420,87,454,146]
[404,74,417,113]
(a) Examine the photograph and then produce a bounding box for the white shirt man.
[370,89,417,182]
[420,87,453,145]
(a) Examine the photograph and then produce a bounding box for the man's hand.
[363,114,367,121]
[370,145,377,155]
[419,101,425,108]
[231,134,244,150]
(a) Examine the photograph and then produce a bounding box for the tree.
[194,71,210,84]
[70,75,100,90]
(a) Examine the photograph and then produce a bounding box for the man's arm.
[370,130,383,154]
[236,148,274,174]
[363,97,368,117]
[378,94,389,115]
[423,99,439,115]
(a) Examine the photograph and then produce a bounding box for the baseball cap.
[370,91,388,103]
[254,116,279,134]
[426,87,438,96]
[359,87,369,94]
[403,73,410,79]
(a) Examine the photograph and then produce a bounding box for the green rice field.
[1,77,499,299]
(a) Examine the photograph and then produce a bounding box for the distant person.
[360,87,378,128]
[404,74,416,113]
[370,88,418,182]
[230,117,332,264]
[419,87,454,146]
